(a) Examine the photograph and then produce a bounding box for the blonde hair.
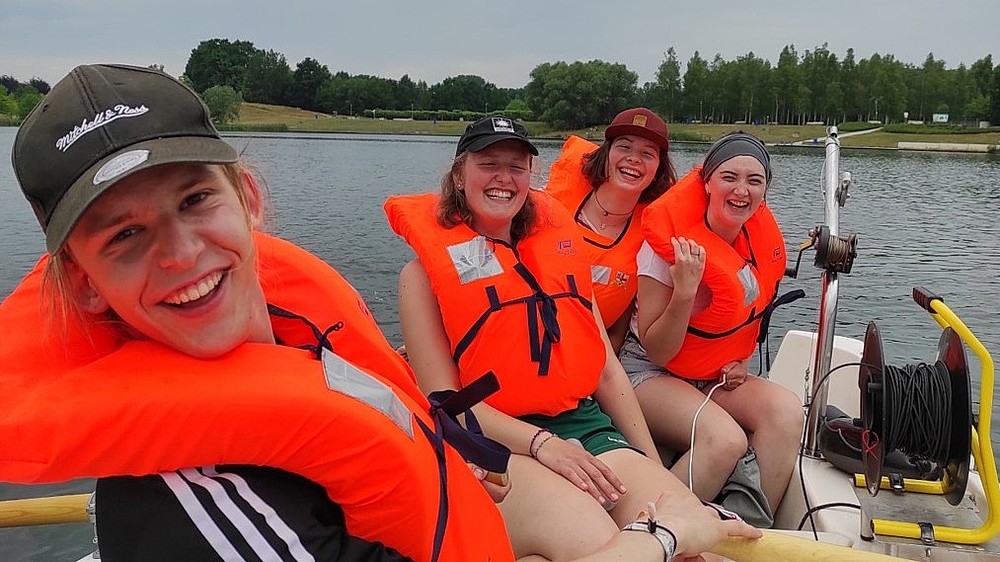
[40,161,268,336]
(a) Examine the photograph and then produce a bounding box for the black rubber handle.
[912,287,943,312]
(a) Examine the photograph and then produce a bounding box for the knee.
[763,387,805,439]
[698,420,748,464]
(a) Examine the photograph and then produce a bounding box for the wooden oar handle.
[0,494,910,562]
[711,530,908,562]
[0,493,91,527]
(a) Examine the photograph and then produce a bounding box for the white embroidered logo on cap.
[56,104,149,152]
[93,149,149,185]
[491,117,515,133]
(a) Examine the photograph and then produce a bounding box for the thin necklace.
[588,190,632,231]
[593,190,633,217]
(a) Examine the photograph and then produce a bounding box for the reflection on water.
[1,128,998,561]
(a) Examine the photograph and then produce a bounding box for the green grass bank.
[223,103,1000,150]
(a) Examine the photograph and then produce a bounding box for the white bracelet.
[622,520,676,562]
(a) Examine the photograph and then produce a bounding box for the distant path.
[790,126,882,146]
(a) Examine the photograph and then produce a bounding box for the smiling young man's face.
[64,163,273,358]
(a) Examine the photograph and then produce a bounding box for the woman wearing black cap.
[620,132,803,524]
[546,108,676,353]
[388,117,759,561]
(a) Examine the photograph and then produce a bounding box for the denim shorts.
[618,332,718,391]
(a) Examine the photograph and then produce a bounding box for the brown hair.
[436,152,539,243]
[580,141,677,203]
[40,161,268,333]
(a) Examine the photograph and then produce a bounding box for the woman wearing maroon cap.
[546,108,676,353]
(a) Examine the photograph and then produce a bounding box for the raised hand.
[669,236,706,298]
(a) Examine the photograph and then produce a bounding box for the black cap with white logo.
[454,116,538,157]
[12,63,238,253]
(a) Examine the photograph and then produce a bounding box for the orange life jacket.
[641,167,787,380]
[546,135,647,328]
[0,233,513,562]
[384,192,606,417]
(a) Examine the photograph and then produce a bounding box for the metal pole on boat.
[804,126,842,456]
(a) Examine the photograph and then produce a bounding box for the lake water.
[1,128,998,561]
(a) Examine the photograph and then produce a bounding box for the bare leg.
[633,375,746,500]
[500,454,619,561]
[599,448,703,527]
[711,376,803,509]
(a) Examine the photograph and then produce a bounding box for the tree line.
[4,39,999,128]
[0,75,49,123]
[180,39,999,128]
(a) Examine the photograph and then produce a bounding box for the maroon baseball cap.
[12,63,238,253]
[604,107,669,150]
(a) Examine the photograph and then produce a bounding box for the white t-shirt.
[630,241,713,335]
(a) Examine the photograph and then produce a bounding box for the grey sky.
[3,0,997,89]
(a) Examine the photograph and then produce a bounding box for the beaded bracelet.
[530,433,556,458]
[528,428,550,457]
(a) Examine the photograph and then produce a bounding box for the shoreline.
[218,128,999,155]
[5,122,997,155]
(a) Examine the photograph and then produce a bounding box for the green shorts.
[519,399,644,457]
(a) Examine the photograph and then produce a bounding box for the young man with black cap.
[2,63,516,562]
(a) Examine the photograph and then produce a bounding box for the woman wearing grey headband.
[617,132,803,525]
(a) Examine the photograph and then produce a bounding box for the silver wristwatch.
[622,520,677,562]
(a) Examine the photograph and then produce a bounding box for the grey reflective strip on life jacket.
[736,264,760,307]
[321,348,413,439]
[591,264,611,285]
[447,236,504,284]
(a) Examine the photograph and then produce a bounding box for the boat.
[760,126,1000,561]
[1,127,998,562]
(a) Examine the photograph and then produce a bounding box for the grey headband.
[702,133,772,185]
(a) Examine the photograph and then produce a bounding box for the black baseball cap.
[12,63,238,254]
[455,116,538,157]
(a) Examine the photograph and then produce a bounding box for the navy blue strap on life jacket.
[450,259,591,377]
[426,372,511,476]
[754,289,806,346]
[451,286,503,367]
[754,288,806,374]
[685,288,805,341]
[417,371,510,562]
[414,417,448,562]
[266,304,343,359]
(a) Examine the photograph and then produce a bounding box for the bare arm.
[575,492,762,562]
[636,237,705,366]
[604,299,634,355]
[590,300,658,459]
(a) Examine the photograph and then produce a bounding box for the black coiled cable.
[880,361,953,464]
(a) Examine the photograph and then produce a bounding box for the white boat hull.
[768,330,1000,560]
